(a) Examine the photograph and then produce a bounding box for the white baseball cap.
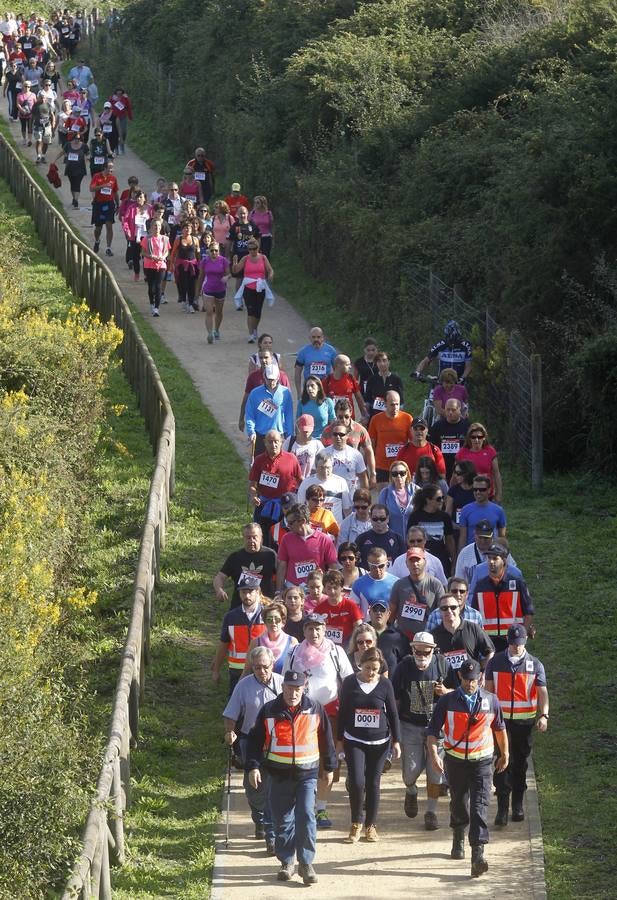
[412,632,436,647]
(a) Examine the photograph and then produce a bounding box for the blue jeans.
[237,736,274,841]
[267,771,317,866]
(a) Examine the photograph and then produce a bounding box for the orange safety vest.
[492,670,538,720]
[263,710,321,767]
[227,622,266,669]
[475,588,523,638]
[443,705,496,761]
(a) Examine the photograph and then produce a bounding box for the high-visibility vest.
[227,622,266,669]
[443,705,495,761]
[475,587,523,638]
[492,669,538,720]
[263,710,321,767]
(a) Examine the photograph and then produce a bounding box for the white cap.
[264,364,280,380]
[412,631,436,647]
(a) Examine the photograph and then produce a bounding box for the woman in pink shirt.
[249,195,274,259]
[196,242,230,344]
[211,200,234,259]
[141,220,170,317]
[232,238,274,343]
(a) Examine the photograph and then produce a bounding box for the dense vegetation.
[0,198,124,897]
[94,0,617,468]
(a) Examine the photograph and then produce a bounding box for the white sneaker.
[152,307,160,317]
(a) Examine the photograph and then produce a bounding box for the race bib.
[40,116,49,126]
[373,397,385,411]
[322,497,334,511]
[135,214,147,229]
[23,42,31,49]
[99,186,112,196]
[258,471,279,489]
[333,395,347,406]
[67,152,78,161]
[401,601,425,622]
[114,101,124,111]
[441,440,460,454]
[325,626,343,645]
[443,649,468,670]
[15,82,21,89]
[194,171,206,181]
[102,124,112,133]
[481,697,490,711]
[509,580,516,590]
[354,708,380,728]
[525,658,534,673]
[94,155,105,165]
[71,123,80,131]
[309,362,326,377]
[294,560,317,581]
[257,399,277,417]
[385,443,402,459]
[455,508,461,524]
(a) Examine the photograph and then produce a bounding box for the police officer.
[426,658,508,878]
[485,623,549,825]
[246,669,337,886]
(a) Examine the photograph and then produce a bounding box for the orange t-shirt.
[310,507,340,538]
[368,411,414,471]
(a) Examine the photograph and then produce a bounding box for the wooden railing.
[0,135,176,900]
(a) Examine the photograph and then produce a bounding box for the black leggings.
[144,269,165,308]
[20,117,32,139]
[344,737,389,826]
[127,239,142,275]
[243,286,265,321]
[176,268,197,306]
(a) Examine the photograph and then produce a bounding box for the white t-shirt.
[322,444,367,493]
[297,473,351,524]
[282,436,323,479]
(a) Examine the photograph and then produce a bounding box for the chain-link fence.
[401,264,542,488]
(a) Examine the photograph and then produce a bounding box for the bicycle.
[412,373,439,428]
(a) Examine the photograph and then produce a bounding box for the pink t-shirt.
[433,384,468,410]
[455,445,497,481]
[244,254,266,289]
[212,214,234,244]
[278,530,338,586]
[249,209,273,236]
[141,235,170,270]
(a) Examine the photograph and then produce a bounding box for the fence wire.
[402,263,541,484]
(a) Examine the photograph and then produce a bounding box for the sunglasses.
[354,503,369,510]
[440,605,458,612]
[332,432,347,438]
[473,487,488,493]
[308,495,324,502]
[413,649,433,657]
[371,516,388,523]
[369,562,387,569]
[356,639,374,646]
[450,587,467,594]
[265,617,282,623]
[470,434,485,440]
[391,471,407,477]
[433,495,444,501]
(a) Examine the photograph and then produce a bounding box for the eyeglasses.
[371,516,388,523]
[413,649,433,657]
[265,617,282,624]
[356,639,374,646]
[473,487,488,493]
[354,503,369,510]
[391,471,406,477]
[439,605,458,612]
[369,562,387,569]
[339,555,356,562]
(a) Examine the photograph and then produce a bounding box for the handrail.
[0,134,175,900]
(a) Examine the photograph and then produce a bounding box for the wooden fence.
[0,135,176,899]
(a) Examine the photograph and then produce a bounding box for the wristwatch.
[538,713,549,720]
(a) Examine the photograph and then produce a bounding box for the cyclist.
[414,320,472,383]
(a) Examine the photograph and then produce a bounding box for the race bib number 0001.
[354,708,380,728]
[258,471,279,489]
[401,601,425,622]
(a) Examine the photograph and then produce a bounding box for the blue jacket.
[245,383,294,439]
[378,485,414,540]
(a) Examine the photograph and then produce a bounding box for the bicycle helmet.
[444,319,462,344]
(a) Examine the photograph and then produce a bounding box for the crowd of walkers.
[214,320,549,885]
[2,13,548,890]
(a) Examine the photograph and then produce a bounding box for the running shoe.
[344,823,362,844]
[364,825,379,842]
[404,792,418,818]
[93,241,100,253]
[152,308,160,317]
[247,334,256,343]
[105,248,113,256]
[213,330,220,340]
[207,332,214,344]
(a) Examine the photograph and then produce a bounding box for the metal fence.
[402,263,543,488]
[0,135,176,899]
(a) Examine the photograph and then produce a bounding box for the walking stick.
[225,746,232,848]
[246,435,256,514]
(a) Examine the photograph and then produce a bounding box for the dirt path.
[2,115,546,899]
